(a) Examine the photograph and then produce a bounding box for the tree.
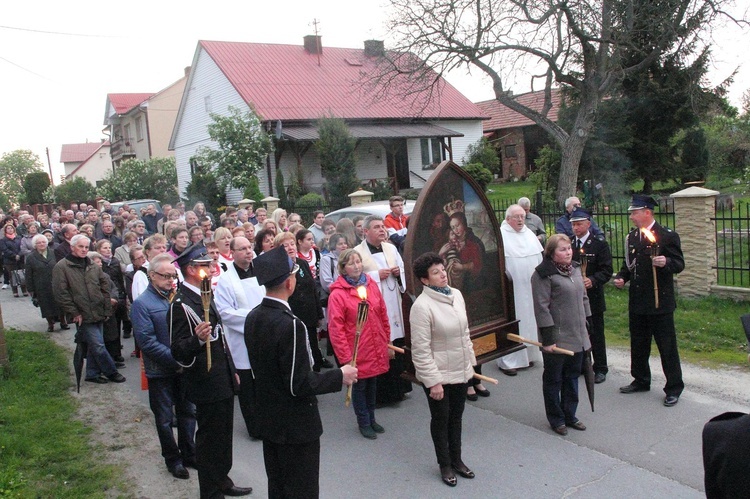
[194,106,274,194]
[0,150,44,207]
[676,128,710,183]
[183,160,226,214]
[314,115,360,202]
[48,177,98,206]
[463,137,500,174]
[463,163,493,191]
[98,157,178,203]
[375,0,734,203]
[23,172,51,205]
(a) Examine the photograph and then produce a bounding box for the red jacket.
[327,275,390,379]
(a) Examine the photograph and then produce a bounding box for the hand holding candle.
[199,268,213,371]
[640,228,660,309]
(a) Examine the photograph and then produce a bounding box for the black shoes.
[221,485,253,496]
[440,465,457,487]
[500,368,517,376]
[60,323,70,330]
[663,395,680,407]
[168,464,189,479]
[475,386,491,397]
[594,372,606,384]
[452,462,475,479]
[619,383,650,394]
[85,376,108,384]
[359,426,377,439]
[107,372,126,383]
[371,421,385,434]
[567,420,586,431]
[466,390,479,402]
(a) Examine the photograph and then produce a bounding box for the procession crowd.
[0,192,692,498]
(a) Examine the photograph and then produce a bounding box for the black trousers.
[423,383,467,467]
[467,364,483,387]
[237,369,259,438]
[629,312,684,397]
[589,311,608,374]
[195,397,235,499]
[263,438,320,499]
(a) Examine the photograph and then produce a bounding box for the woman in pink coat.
[327,248,391,439]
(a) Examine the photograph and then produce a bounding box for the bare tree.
[371,0,741,202]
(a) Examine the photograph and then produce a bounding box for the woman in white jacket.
[409,252,477,488]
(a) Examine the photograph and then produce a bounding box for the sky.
[2,0,748,183]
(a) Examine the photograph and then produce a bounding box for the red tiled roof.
[475,89,562,131]
[107,93,155,115]
[60,142,105,163]
[66,141,110,178]
[199,40,486,121]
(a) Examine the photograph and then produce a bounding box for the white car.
[325,200,416,223]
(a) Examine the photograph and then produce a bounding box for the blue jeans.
[351,377,377,428]
[147,376,196,468]
[80,322,117,379]
[542,350,584,428]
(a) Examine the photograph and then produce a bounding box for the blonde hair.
[337,248,362,277]
[213,227,233,242]
[274,231,296,247]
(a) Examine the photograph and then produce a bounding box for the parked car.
[325,200,416,223]
[110,199,162,215]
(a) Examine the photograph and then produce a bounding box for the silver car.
[325,200,416,223]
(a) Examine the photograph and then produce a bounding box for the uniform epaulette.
[594,233,606,241]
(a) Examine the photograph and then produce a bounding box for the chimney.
[304,35,323,54]
[364,39,385,57]
[184,66,191,77]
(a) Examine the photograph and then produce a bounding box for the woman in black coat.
[25,233,68,332]
[1,224,27,297]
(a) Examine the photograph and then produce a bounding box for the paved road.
[3,288,744,498]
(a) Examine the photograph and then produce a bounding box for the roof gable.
[476,89,562,131]
[107,93,155,115]
[60,142,105,163]
[65,141,110,178]
[198,40,486,122]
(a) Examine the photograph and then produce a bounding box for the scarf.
[427,284,452,295]
[554,262,573,276]
[4,231,15,240]
[343,273,367,288]
[298,248,317,279]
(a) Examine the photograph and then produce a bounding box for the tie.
[575,239,582,253]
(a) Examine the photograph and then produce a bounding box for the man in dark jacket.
[169,245,251,498]
[570,208,613,384]
[52,234,125,384]
[614,195,685,407]
[54,223,78,262]
[246,246,358,499]
[132,253,195,480]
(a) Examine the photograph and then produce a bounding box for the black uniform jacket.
[572,231,613,315]
[169,285,237,404]
[245,298,343,445]
[615,222,684,315]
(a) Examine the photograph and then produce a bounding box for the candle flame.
[198,268,208,279]
[640,228,657,244]
[357,285,367,301]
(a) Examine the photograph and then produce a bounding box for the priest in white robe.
[214,237,265,437]
[355,215,411,402]
[497,204,544,374]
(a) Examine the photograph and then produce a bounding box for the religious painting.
[404,161,522,363]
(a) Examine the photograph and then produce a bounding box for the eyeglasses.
[151,271,178,280]
[509,215,525,221]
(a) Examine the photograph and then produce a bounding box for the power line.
[0,55,54,81]
[0,24,121,38]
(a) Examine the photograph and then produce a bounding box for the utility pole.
[45,147,54,186]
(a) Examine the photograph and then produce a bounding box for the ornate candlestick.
[345,285,369,407]
[199,269,213,371]
[640,228,660,309]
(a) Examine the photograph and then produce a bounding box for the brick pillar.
[262,196,280,213]
[670,186,719,298]
[348,189,373,206]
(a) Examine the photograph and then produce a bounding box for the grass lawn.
[0,330,123,498]
[603,286,750,369]
[486,179,540,206]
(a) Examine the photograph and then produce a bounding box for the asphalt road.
[3,288,745,498]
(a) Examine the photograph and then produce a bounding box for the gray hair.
[363,214,384,229]
[518,197,531,209]
[70,234,90,247]
[31,234,48,247]
[505,204,524,219]
[148,253,174,274]
[87,251,103,262]
[565,196,580,211]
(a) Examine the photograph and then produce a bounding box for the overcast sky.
[2,0,748,183]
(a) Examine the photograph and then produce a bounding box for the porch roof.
[279,123,463,141]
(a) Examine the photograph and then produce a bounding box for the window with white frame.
[420,138,443,170]
[135,117,143,142]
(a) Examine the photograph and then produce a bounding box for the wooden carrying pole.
[507,333,575,356]
[386,344,499,385]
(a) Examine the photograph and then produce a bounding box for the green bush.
[463,163,493,191]
[296,192,325,208]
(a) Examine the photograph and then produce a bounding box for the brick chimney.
[364,39,384,57]
[304,35,323,54]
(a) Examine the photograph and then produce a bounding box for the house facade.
[103,71,188,168]
[59,141,112,186]
[475,89,561,180]
[169,37,487,204]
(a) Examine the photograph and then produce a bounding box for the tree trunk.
[555,90,599,204]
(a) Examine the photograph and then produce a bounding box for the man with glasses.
[132,253,196,480]
[170,245,252,498]
[555,196,603,239]
[384,195,409,251]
